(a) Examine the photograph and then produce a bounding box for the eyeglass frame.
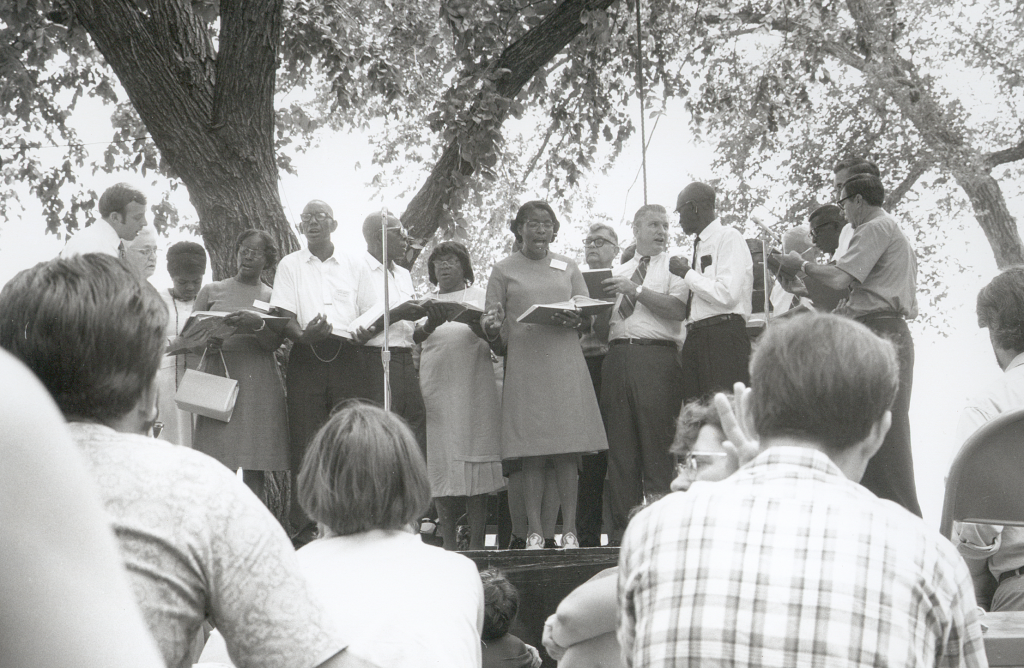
[583,237,618,249]
[809,220,837,241]
[836,193,857,207]
[674,451,729,476]
[524,219,556,231]
[300,211,333,222]
[130,246,158,258]
[432,258,461,269]
[238,247,266,260]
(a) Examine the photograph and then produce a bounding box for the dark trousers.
[286,340,364,532]
[680,317,751,403]
[577,354,608,547]
[354,348,427,456]
[858,316,921,516]
[601,344,684,539]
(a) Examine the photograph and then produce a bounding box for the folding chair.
[939,406,1024,539]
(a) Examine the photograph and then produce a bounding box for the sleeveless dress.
[158,289,199,447]
[192,278,289,470]
[484,252,608,459]
[419,285,504,497]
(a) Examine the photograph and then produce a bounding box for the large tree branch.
[985,139,1024,169]
[401,0,616,261]
[884,159,929,210]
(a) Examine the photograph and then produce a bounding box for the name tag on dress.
[549,259,568,271]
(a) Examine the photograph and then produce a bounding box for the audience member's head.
[98,183,148,241]
[0,254,167,427]
[669,396,733,492]
[362,211,408,263]
[299,200,336,246]
[298,401,430,537]
[808,204,846,255]
[750,313,897,460]
[781,225,813,256]
[977,266,1024,367]
[166,241,207,301]
[480,569,519,642]
[126,226,159,278]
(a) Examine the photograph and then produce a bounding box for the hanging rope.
[634,0,648,205]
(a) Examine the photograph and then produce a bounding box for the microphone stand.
[380,207,392,412]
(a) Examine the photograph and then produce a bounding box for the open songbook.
[516,296,615,325]
[166,310,289,354]
[346,298,485,334]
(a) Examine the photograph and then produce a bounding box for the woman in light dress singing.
[482,201,609,549]
[414,241,504,551]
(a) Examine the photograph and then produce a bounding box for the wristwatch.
[800,260,810,274]
[634,285,644,299]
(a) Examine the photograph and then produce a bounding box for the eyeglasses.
[583,238,617,248]
[675,451,729,476]
[432,259,460,269]
[836,193,857,206]
[525,220,555,230]
[300,211,332,222]
[238,247,265,259]
[131,247,158,258]
[809,222,834,241]
[677,200,697,214]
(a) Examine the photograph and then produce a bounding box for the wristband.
[252,319,266,332]
[800,260,810,274]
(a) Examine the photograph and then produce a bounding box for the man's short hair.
[587,222,618,245]
[670,395,725,456]
[632,204,668,227]
[809,204,844,227]
[361,211,401,244]
[298,401,430,536]
[751,313,898,452]
[842,174,885,207]
[0,255,167,423]
[977,266,1024,354]
[166,241,207,276]
[833,158,880,177]
[479,569,519,641]
[98,183,147,218]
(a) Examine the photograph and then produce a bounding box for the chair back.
[939,407,1024,539]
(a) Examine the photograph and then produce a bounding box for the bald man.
[270,200,365,544]
[669,182,753,403]
[349,212,427,454]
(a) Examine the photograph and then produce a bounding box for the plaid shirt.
[619,446,987,668]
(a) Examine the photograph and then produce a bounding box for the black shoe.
[544,538,557,549]
[508,534,526,550]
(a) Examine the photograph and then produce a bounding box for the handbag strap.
[198,346,232,380]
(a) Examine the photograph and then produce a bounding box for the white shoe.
[561,532,579,549]
[525,532,544,549]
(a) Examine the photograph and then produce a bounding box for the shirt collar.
[1007,352,1024,372]
[742,444,846,480]
[697,218,722,242]
[301,246,339,265]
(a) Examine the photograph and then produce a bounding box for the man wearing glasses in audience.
[576,223,619,547]
[271,199,364,546]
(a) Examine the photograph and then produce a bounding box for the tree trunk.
[839,0,1024,267]
[65,0,297,280]
[402,0,616,263]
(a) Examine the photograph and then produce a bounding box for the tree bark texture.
[401,0,617,263]
[63,0,298,280]
[836,0,1024,267]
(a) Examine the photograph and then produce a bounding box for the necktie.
[618,255,650,319]
[685,238,699,320]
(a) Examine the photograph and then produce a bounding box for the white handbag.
[173,347,239,422]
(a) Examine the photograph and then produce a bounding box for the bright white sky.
[0,76,1013,528]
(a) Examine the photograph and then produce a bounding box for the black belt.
[610,338,675,348]
[687,313,744,332]
[855,311,905,324]
[357,346,413,354]
[999,566,1024,584]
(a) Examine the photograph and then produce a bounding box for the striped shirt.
[619,446,987,668]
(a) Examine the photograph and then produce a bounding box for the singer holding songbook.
[482,201,609,550]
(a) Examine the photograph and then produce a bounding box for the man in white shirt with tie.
[669,182,753,404]
[601,204,688,544]
[61,183,148,259]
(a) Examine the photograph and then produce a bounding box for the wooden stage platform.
[465,547,620,667]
